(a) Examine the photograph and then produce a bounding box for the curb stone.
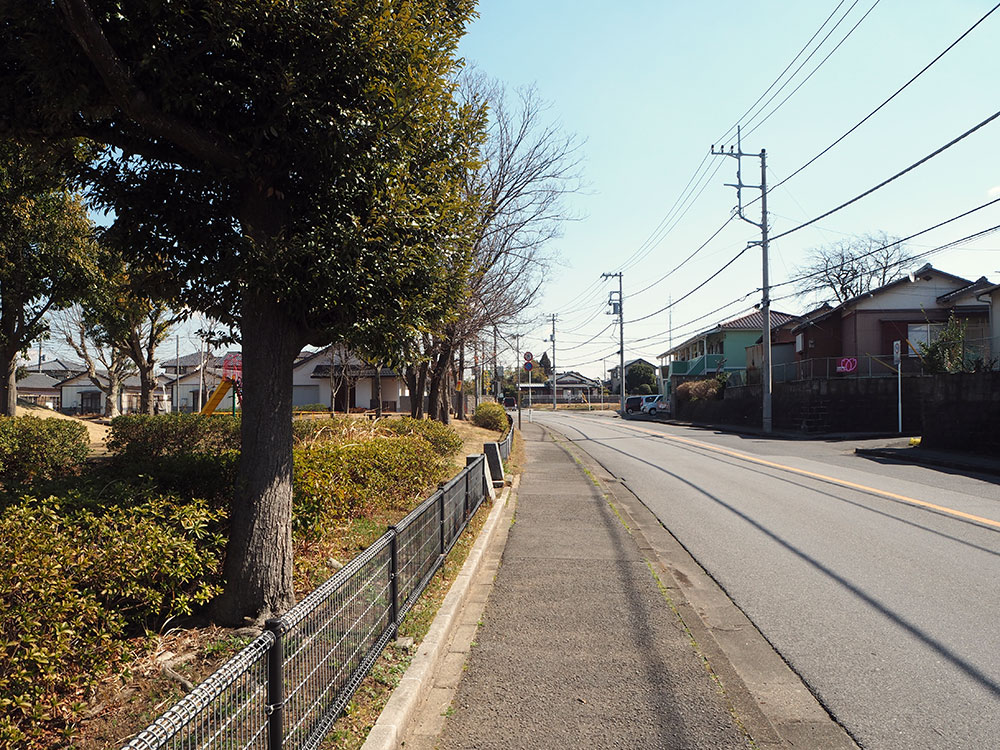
[360,475,518,750]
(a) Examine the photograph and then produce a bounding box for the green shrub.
[0,494,225,745]
[292,403,330,413]
[378,417,462,457]
[293,436,446,538]
[472,402,508,432]
[292,414,362,444]
[636,383,653,395]
[675,378,722,402]
[107,414,241,459]
[0,417,90,486]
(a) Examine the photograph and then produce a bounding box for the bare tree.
[795,232,915,304]
[52,306,136,417]
[327,342,359,413]
[418,74,584,420]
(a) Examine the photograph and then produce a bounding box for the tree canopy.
[0,0,483,623]
[0,138,97,415]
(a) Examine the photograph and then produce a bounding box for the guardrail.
[124,454,490,750]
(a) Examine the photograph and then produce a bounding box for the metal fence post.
[265,618,285,750]
[388,527,399,635]
[438,483,446,555]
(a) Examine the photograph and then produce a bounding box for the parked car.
[624,395,643,414]
[503,396,516,408]
[641,394,668,416]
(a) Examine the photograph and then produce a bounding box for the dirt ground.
[15,403,110,451]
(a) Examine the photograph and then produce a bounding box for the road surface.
[533,410,1000,750]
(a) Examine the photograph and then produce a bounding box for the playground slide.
[200,380,233,415]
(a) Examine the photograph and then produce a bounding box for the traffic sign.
[524,361,533,372]
[893,340,901,365]
[524,351,533,361]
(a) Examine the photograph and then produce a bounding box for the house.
[657,309,798,390]
[16,372,62,410]
[791,264,991,376]
[545,371,602,401]
[294,348,408,412]
[608,358,658,394]
[59,372,172,415]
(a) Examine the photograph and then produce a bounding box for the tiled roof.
[16,372,60,390]
[718,310,797,330]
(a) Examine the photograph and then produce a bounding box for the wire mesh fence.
[123,454,490,750]
[497,415,513,461]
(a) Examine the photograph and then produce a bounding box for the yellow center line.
[605,420,1000,531]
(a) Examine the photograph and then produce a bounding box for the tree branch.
[55,0,243,171]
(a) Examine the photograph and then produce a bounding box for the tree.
[52,304,135,417]
[539,351,553,377]
[0,138,97,415]
[79,248,184,414]
[626,361,657,395]
[407,75,582,423]
[1,1,481,624]
[795,232,915,304]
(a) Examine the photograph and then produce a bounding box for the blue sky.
[458,0,1000,378]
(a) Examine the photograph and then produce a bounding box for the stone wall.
[919,372,1000,454]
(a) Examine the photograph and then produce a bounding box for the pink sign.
[836,357,858,373]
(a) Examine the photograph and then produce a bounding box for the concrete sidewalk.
[411,421,754,749]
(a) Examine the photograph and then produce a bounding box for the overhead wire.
[769,107,1000,243]
[741,0,881,139]
[746,1,1000,203]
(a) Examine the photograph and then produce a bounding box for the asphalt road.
[532,410,1000,750]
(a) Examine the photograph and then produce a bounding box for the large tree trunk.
[0,350,16,416]
[138,366,156,414]
[405,366,418,418]
[105,375,122,418]
[457,344,465,420]
[427,341,454,423]
[213,291,302,626]
[415,362,428,418]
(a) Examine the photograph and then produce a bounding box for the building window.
[906,323,946,354]
[795,333,804,352]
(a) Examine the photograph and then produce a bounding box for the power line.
[629,215,737,299]
[626,243,755,325]
[714,0,850,145]
[752,1,1000,201]
[741,0,881,139]
[560,322,615,351]
[770,107,1000,243]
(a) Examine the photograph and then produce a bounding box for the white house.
[59,372,172,415]
[293,348,407,411]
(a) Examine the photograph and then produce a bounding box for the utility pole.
[711,127,772,432]
[514,332,522,429]
[549,314,557,411]
[174,334,180,412]
[602,272,625,412]
[493,326,499,401]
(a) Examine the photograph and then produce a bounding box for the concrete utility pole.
[549,314,557,411]
[493,326,499,401]
[514,332,522,429]
[711,127,772,432]
[602,272,625,412]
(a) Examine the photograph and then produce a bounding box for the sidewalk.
[420,421,753,749]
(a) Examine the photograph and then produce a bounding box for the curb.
[360,476,518,750]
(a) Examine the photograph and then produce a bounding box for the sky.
[457,0,1000,379]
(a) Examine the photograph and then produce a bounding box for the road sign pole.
[894,340,902,433]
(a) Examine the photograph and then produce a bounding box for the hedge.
[293,436,448,539]
[0,417,90,486]
[378,416,463,457]
[472,402,508,432]
[107,414,241,459]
